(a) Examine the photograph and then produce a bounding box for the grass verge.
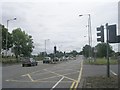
[2,57,21,64]
[84,58,118,65]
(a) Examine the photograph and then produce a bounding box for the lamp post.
[44,39,50,57]
[6,18,16,57]
[79,14,92,59]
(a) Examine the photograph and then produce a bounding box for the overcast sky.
[1,0,119,55]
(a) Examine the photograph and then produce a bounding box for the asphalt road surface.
[2,55,83,89]
[2,55,118,89]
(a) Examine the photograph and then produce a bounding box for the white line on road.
[27,74,34,82]
[110,70,117,76]
[50,76,64,90]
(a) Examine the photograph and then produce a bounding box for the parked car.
[22,58,38,67]
[43,57,51,64]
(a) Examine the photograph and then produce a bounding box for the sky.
[1,0,119,55]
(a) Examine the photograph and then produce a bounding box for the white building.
[1,48,15,56]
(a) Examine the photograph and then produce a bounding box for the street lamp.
[79,14,92,59]
[6,17,17,56]
[44,39,50,57]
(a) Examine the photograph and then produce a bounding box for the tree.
[95,43,114,58]
[69,50,78,57]
[82,45,92,58]
[12,28,34,58]
[2,25,13,50]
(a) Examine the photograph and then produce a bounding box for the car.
[43,57,51,64]
[53,57,59,62]
[22,58,38,67]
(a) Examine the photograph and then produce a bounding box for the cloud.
[1,1,118,54]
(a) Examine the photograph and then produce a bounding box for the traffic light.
[108,24,117,43]
[54,46,57,54]
[97,25,104,42]
[117,35,120,43]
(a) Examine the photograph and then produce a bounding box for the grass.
[84,58,118,65]
[1,57,21,64]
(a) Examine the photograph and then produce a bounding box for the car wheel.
[22,64,24,67]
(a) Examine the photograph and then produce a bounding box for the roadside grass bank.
[1,56,43,65]
[82,76,118,88]
[84,58,118,65]
[1,57,21,65]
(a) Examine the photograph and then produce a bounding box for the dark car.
[22,58,38,67]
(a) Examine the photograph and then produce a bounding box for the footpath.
[78,62,118,89]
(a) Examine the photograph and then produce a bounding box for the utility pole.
[79,14,92,60]
[106,23,110,77]
[88,14,92,60]
[6,18,16,57]
[44,39,49,57]
[6,20,9,57]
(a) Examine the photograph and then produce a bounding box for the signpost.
[97,23,117,77]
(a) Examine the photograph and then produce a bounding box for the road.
[2,55,83,89]
[2,55,118,89]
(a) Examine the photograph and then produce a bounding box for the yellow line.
[74,82,78,90]
[74,60,83,90]
[70,81,75,90]
[27,74,34,82]
[69,60,83,90]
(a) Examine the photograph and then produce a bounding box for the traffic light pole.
[106,23,110,77]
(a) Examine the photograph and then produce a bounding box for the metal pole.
[6,18,16,57]
[6,20,9,57]
[89,14,92,58]
[88,14,91,61]
[44,40,46,56]
[106,23,110,77]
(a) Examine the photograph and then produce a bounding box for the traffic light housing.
[97,25,104,42]
[108,24,117,43]
[54,46,57,54]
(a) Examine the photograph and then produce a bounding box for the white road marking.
[110,70,117,76]
[51,76,64,90]
[27,74,34,82]
[44,69,77,81]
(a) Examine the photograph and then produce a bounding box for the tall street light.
[79,14,92,59]
[44,39,50,57]
[6,17,17,56]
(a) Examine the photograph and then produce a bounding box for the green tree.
[69,50,78,57]
[96,43,114,58]
[82,45,92,58]
[12,28,34,58]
